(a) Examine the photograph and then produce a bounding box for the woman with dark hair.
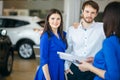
[34,9,67,80]
[78,1,120,80]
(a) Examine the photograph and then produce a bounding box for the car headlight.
[0,29,7,36]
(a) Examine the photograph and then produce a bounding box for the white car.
[0,16,44,59]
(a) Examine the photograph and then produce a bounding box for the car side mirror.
[0,29,7,36]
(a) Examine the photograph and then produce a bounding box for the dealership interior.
[0,0,120,80]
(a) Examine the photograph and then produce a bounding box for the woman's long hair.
[103,1,120,39]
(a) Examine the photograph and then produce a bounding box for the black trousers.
[67,63,95,80]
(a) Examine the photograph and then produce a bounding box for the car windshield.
[37,20,45,28]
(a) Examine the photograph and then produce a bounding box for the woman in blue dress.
[78,1,120,80]
[34,9,67,80]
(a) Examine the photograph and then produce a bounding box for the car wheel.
[18,40,35,59]
[1,51,14,76]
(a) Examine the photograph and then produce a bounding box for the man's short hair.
[82,0,99,13]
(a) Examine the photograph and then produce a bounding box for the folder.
[57,52,86,64]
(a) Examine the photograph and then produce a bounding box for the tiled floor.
[0,53,39,80]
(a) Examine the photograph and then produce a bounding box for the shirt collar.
[79,19,95,29]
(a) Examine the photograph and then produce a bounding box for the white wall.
[64,0,82,31]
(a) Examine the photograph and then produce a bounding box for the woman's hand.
[78,61,105,79]
[78,61,92,72]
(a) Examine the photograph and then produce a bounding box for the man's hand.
[39,28,44,34]
[86,57,94,63]
[65,69,73,75]
[72,22,79,29]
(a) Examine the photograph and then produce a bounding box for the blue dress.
[34,31,67,80]
[93,35,120,80]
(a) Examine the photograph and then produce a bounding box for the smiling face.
[82,5,98,23]
[48,13,61,30]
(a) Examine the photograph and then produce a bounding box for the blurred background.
[0,0,120,80]
[1,0,120,30]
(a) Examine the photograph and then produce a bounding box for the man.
[65,0,105,80]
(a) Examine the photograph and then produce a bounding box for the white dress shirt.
[65,21,106,70]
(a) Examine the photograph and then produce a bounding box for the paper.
[57,52,86,64]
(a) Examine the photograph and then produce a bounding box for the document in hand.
[57,52,86,64]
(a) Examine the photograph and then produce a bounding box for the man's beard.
[83,17,94,23]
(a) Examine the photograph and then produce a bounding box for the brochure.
[57,52,86,64]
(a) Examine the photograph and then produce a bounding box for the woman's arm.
[40,33,50,80]
[42,64,51,80]
[78,61,105,79]
[88,63,105,79]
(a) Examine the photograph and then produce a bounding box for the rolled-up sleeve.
[40,33,49,67]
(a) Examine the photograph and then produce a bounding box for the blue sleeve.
[40,33,49,67]
[103,39,120,80]
[63,31,67,37]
